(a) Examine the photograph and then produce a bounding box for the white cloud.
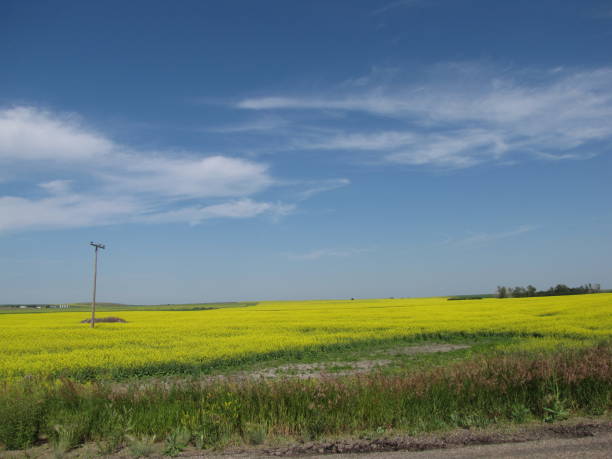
[300,129,508,167]
[288,247,371,260]
[237,97,304,111]
[38,179,73,195]
[105,155,272,198]
[298,132,416,151]
[297,178,350,200]
[385,130,508,167]
[136,199,295,225]
[0,106,112,161]
[0,106,293,232]
[236,66,612,168]
[533,152,595,161]
[207,116,289,133]
[444,225,540,247]
[0,192,294,232]
[0,193,141,232]
[0,106,274,199]
[237,95,402,113]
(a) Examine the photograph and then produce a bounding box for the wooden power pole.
[90,242,105,328]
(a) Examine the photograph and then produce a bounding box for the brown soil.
[240,359,393,379]
[80,316,127,323]
[384,343,471,355]
[237,343,471,379]
[251,419,612,457]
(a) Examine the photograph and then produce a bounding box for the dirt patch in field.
[109,342,472,393]
[238,343,471,379]
[80,316,127,324]
[384,343,471,356]
[243,359,392,379]
[225,343,471,380]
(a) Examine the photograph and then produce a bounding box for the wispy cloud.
[206,116,289,133]
[288,247,371,261]
[135,199,295,225]
[297,178,350,200]
[0,106,292,232]
[235,65,612,168]
[299,129,508,167]
[0,193,141,232]
[443,224,540,247]
[38,179,73,195]
[372,0,425,15]
[296,131,416,151]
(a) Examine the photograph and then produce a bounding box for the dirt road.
[307,432,612,458]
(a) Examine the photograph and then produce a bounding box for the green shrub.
[0,386,43,449]
[242,422,267,445]
[126,434,157,457]
[163,426,191,456]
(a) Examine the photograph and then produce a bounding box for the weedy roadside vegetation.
[0,342,610,452]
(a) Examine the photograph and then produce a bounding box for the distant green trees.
[496,283,601,298]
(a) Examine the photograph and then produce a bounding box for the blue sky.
[1,0,611,303]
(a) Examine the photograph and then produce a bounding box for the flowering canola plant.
[1,294,611,380]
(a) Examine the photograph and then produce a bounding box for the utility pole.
[90,242,105,328]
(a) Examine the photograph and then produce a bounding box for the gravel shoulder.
[316,432,612,459]
[189,418,612,458]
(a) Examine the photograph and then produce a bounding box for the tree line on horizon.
[496,283,601,298]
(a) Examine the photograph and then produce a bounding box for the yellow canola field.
[1,294,611,380]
